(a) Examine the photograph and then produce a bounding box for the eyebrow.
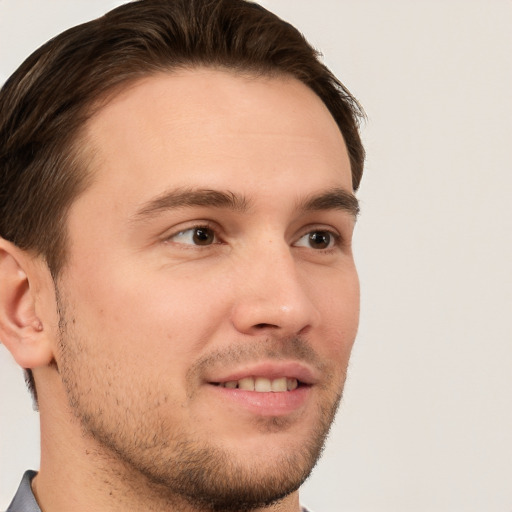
[133,188,249,220]
[298,187,360,218]
[132,186,359,221]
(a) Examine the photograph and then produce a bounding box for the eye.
[168,226,218,246]
[294,230,337,250]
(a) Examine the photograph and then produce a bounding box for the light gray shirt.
[5,471,40,512]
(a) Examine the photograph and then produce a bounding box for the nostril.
[254,323,278,329]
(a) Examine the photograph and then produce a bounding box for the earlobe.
[0,239,54,369]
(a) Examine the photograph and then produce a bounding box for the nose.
[230,242,321,337]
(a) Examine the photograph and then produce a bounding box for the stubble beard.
[55,293,345,512]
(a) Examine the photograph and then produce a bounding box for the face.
[54,69,359,510]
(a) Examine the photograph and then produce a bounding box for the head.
[0,1,364,510]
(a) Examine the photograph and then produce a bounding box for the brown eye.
[294,230,336,250]
[192,227,215,245]
[168,226,217,245]
[308,231,332,249]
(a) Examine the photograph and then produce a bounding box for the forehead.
[80,68,352,211]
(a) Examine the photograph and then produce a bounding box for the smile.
[205,363,316,416]
[214,376,299,392]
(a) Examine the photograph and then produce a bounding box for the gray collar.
[6,471,41,512]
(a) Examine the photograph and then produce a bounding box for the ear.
[0,238,55,369]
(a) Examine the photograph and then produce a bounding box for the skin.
[0,69,359,512]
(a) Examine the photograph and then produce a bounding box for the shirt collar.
[5,471,41,512]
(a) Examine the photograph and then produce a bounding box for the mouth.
[206,361,316,391]
[204,362,316,416]
[211,376,304,392]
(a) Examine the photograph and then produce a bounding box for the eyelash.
[163,223,343,251]
[163,222,220,246]
[295,229,342,251]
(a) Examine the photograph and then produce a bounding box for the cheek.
[311,267,360,359]
[62,263,232,372]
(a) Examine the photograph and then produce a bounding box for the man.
[0,0,365,511]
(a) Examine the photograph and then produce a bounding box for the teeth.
[218,377,299,392]
[255,377,272,392]
[271,377,287,392]
[287,378,298,391]
[238,377,255,390]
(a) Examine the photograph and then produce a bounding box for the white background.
[1,1,511,511]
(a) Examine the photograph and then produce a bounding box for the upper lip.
[206,361,318,386]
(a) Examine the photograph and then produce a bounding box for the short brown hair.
[0,0,365,400]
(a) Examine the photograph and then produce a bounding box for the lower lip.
[207,385,311,416]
